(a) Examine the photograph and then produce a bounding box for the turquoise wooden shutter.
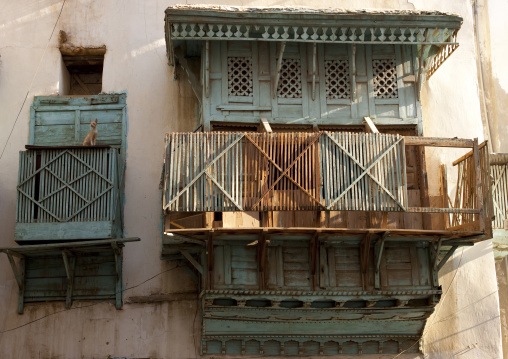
[29,94,127,155]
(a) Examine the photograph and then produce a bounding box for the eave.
[164,6,462,79]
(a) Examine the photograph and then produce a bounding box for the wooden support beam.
[360,233,371,291]
[473,139,485,233]
[260,117,272,133]
[404,136,474,148]
[61,250,72,280]
[207,232,214,290]
[431,238,443,270]
[374,232,388,289]
[363,116,379,134]
[169,221,185,229]
[174,47,203,106]
[62,250,76,309]
[5,251,27,314]
[73,74,93,94]
[407,207,479,214]
[310,231,320,291]
[205,40,210,98]
[17,258,26,314]
[440,164,450,228]
[164,233,206,246]
[180,249,203,275]
[452,141,488,165]
[273,42,286,99]
[312,43,317,101]
[437,245,459,271]
[258,230,268,290]
[115,247,123,309]
[6,251,23,290]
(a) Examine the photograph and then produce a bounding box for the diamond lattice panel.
[325,60,351,99]
[227,57,253,97]
[277,59,302,99]
[373,59,398,99]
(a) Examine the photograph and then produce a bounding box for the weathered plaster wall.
[0,0,501,358]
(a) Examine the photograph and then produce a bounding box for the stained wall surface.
[0,1,502,358]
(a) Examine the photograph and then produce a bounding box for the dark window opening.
[61,48,105,95]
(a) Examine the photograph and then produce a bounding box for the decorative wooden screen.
[243,132,322,211]
[15,148,121,242]
[372,58,398,99]
[164,132,245,212]
[164,132,407,212]
[324,59,350,99]
[227,57,253,97]
[320,132,407,211]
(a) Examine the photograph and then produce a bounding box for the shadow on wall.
[494,78,508,153]
[439,241,493,277]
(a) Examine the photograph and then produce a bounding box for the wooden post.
[207,232,214,290]
[273,42,286,98]
[440,164,450,228]
[258,230,268,290]
[473,138,485,232]
[62,250,76,309]
[18,258,26,315]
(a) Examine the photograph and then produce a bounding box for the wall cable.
[0,0,66,161]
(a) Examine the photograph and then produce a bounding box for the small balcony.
[15,146,123,243]
[163,131,490,239]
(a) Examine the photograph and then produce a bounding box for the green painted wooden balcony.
[15,146,123,243]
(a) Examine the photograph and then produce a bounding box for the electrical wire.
[391,247,465,358]
[0,264,183,334]
[0,0,66,161]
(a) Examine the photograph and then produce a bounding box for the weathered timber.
[15,147,122,242]
[0,238,140,313]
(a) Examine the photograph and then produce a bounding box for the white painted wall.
[0,0,502,358]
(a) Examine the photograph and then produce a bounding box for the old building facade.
[0,1,506,358]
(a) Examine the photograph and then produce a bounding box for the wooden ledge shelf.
[1,238,140,314]
[164,227,484,244]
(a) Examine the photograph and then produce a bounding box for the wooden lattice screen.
[164,132,407,212]
[15,148,122,242]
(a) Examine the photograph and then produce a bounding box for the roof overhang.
[164,6,462,79]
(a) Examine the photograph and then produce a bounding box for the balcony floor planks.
[164,227,483,242]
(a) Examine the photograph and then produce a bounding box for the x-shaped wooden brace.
[245,132,323,210]
[17,150,115,222]
[492,166,506,221]
[164,134,245,211]
[325,132,406,210]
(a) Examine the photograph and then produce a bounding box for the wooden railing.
[164,132,407,212]
[451,141,491,232]
[164,132,487,223]
[490,153,508,229]
[15,147,123,242]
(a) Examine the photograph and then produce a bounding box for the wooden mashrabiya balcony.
[14,145,123,243]
[163,131,490,236]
